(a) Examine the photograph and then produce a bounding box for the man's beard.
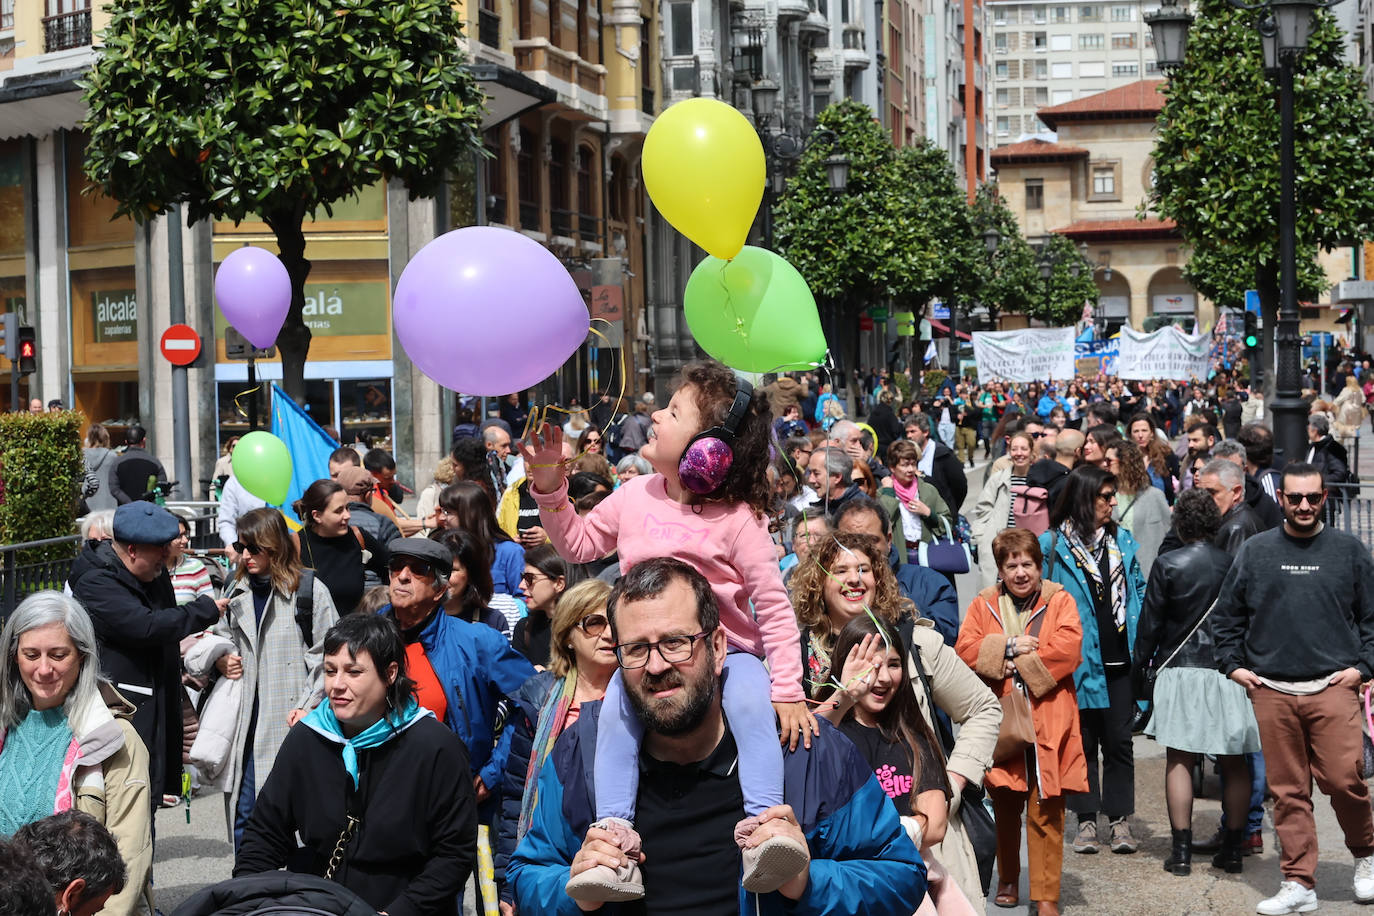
[1287,510,1322,534]
[624,647,718,737]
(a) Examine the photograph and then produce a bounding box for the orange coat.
[955,582,1088,799]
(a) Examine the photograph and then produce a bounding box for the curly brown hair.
[789,531,913,646]
[677,360,775,517]
[1108,438,1152,495]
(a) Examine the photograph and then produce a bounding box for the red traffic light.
[19,341,33,358]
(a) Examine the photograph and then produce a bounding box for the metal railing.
[518,200,539,232]
[577,213,598,243]
[550,207,573,237]
[42,9,90,52]
[478,8,500,47]
[1,503,220,619]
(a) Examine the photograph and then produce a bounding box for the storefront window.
[341,378,392,450]
[1,139,25,382]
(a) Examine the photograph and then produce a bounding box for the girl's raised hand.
[517,423,567,496]
[838,633,886,701]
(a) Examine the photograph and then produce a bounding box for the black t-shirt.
[512,612,551,667]
[837,719,949,817]
[626,728,746,915]
[515,479,542,532]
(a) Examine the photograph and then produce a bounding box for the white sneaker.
[1256,881,1319,915]
[1355,854,1374,902]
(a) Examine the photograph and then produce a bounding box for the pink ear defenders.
[678,375,754,496]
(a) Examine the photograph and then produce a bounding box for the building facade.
[986,0,1157,144]
[0,0,658,490]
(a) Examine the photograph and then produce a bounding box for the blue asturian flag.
[271,383,340,524]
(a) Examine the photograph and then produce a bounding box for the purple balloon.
[393,227,590,395]
[215,247,291,349]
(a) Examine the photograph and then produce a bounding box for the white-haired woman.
[0,591,152,916]
[614,453,651,486]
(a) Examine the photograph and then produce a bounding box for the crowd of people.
[3,354,1374,916]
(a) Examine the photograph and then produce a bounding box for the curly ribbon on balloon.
[520,320,630,469]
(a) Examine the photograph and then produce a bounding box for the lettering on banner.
[971,327,1077,382]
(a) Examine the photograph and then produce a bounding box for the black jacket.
[171,873,377,916]
[1027,459,1071,514]
[926,442,968,513]
[109,445,168,504]
[1133,541,1235,688]
[67,539,219,795]
[1307,436,1350,489]
[868,402,905,462]
[235,716,478,916]
[1216,503,1265,556]
[1245,476,1283,529]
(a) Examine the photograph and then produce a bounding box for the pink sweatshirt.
[534,473,805,703]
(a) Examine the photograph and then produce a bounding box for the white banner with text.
[971,327,1077,382]
[1116,325,1212,380]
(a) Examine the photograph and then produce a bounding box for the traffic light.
[17,326,36,375]
[1243,311,1260,349]
[0,313,13,361]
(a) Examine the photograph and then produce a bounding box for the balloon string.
[233,384,262,421]
[522,320,628,468]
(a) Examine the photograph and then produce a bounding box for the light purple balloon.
[393,227,590,395]
[215,246,292,349]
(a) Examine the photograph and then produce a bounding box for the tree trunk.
[266,207,313,406]
[1257,260,1279,401]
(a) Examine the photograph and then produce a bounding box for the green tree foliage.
[0,412,84,584]
[81,0,487,402]
[1150,0,1374,316]
[774,101,986,369]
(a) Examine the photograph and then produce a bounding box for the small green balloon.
[684,246,827,372]
[231,430,293,506]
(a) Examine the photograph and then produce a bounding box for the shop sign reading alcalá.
[93,289,138,343]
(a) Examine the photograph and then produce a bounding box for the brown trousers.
[990,785,1066,902]
[1250,683,1374,888]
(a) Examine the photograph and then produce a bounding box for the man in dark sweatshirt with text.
[1213,461,1374,916]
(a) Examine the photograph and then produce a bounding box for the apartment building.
[923,0,991,191]
[986,0,1156,143]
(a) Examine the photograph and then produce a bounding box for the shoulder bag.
[993,611,1046,765]
[918,516,972,575]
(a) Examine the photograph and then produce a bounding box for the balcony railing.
[551,208,573,237]
[519,200,539,232]
[485,194,507,225]
[478,8,500,48]
[43,9,90,52]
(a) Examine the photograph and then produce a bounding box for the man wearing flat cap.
[69,502,228,806]
[379,538,534,844]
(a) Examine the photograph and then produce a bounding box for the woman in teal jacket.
[1038,465,1146,858]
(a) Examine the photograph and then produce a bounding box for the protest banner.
[1074,337,1119,378]
[971,327,1076,382]
[1116,324,1212,380]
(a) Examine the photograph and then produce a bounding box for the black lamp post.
[750,84,851,249]
[1146,0,1333,467]
[1033,235,1085,314]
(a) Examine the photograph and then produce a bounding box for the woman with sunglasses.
[512,545,568,668]
[576,429,605,455]
[494,579,614,912]
[184,507,339,847]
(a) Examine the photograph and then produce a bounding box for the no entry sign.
[160,324,202,366]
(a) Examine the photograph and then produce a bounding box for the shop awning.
[0,66,90,141]
[471,63,557,130]
[927,318,971,341]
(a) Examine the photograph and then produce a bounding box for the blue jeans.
[233,702,259,851]
[595,652,783,822]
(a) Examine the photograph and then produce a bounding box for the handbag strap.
[1156,597,1219,673]
[323,814,361,881]
[909,643,956,758]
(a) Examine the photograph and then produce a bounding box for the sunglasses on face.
[388,557,436,579]
[1283,491,1326,507]
[232,541,265,556]
[1097,489,1118,502]
[576,613,609,637]
[520,571,548,586]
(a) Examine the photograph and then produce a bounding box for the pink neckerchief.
[892,475,921,505]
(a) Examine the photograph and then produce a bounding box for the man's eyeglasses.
[388,557,436,579]
[1283,491,1326,507]
[614,630,712,669]
[576,614,609,637]
[232,541,265,556]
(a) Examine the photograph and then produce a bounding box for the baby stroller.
[171,873,377,916]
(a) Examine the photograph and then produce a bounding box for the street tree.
[1150,0,1374,376]
[774,101,982,372]
[81,0,487,403]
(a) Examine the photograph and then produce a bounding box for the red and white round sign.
[159,324,202,366]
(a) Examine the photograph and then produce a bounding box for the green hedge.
[0,411,84,561]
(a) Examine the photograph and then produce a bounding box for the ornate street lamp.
[1146,0,1337,465]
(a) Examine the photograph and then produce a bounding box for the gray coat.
[83,446,119,511]
[1115,485,1171,578]
[184,574,338,838]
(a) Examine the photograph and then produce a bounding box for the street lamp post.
[1146,0,1333,467]
[1033,236,1085,315]
[750,83,851,249]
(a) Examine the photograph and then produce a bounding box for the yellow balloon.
[642,99,765,261]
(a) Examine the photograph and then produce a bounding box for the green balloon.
[684,246,827,372]
[230,430,293,506]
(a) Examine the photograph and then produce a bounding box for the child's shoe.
[564,817,645,903]
[736,815,811,893]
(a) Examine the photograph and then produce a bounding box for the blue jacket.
[508,702,927,916]
[1036,394,1067,419]
[494,670,559,903]
[893,560,959,646]
[1038,527,1146,710]
[381,605,536,807]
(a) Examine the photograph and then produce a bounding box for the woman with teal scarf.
[235,614,477,916]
